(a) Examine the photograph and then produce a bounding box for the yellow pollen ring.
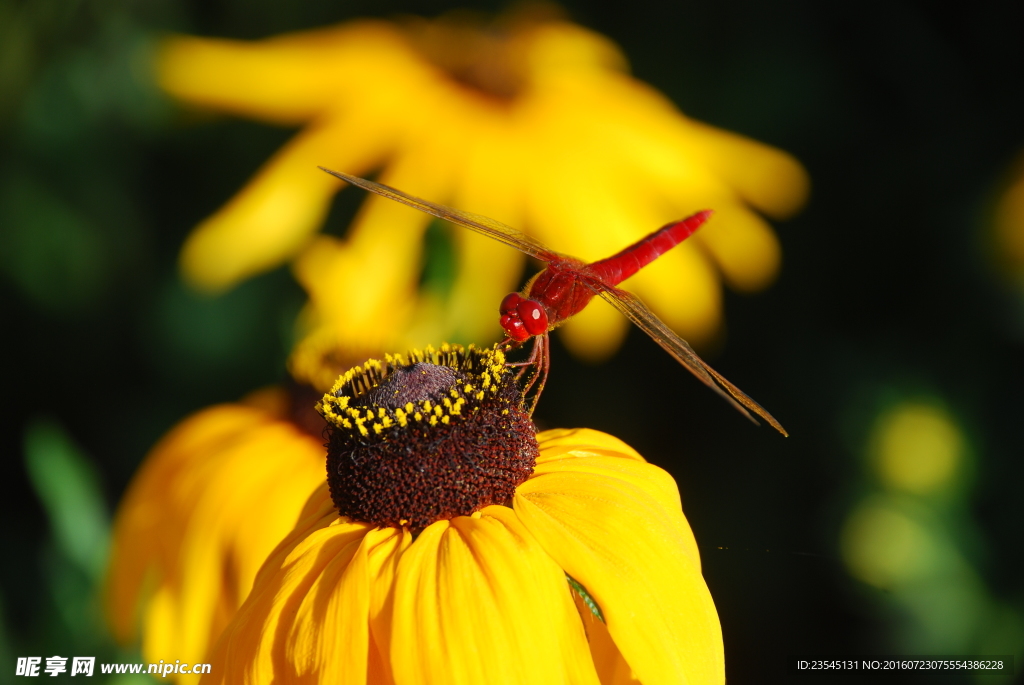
[316,343,520,436]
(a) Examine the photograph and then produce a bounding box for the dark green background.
[3,1,1023,683]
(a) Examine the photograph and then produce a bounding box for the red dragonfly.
[320,167,786,436]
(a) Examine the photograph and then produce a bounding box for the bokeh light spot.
[871,402,962,495]
[841,498,937,589]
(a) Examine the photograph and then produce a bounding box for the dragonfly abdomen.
[587,210,713,286]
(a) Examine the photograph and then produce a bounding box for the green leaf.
[23,418,110,581]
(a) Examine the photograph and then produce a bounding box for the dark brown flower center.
[318,345,538,530]
[403,6,565,102]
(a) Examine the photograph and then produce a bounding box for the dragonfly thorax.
[499,292,549,342]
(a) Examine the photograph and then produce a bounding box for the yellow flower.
[105,387,327,671]
[160,9,808,360]
[206,428,721,685]
[195,344,721,683]
[110,342,722,682]
[287,229,448,391]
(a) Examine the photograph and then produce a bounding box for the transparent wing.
[592,283,788,436]
[319,168,558,262]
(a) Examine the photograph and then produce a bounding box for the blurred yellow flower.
[840,395,1024,657]
[995,158,1024,273]
[205,428,722,685]
[160,9,808,361]
[841,495,947,590]
[105,387,326,674]
[287,226,458,390]
[869,402,964,496]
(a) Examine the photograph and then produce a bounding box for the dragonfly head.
[499,293,548,342]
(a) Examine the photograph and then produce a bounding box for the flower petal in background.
[158,9,808,361]
[994,156,1024,276]
[105,388,326,673]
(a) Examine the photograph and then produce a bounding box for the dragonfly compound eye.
[517,300,548,336]
[499,292,523,315]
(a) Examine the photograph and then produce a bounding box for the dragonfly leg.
[500,335,549,416]
[501,339,532,377]
[521,334,549,416]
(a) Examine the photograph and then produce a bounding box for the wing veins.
[592,284,788,436]
[319,168,555,261]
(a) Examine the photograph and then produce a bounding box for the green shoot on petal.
[567,574,604,623]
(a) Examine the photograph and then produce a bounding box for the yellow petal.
[692,203,781,292]
[536,427,644,462]
[521,71,777,333]
[296,227,420,344]
[106,400,326,669]
[366,524,407,685]
[522,21,629,78]
[995,171,1024,269]
[288,231,419,389]
[527,73,735,212]
[300,140,458,331]
[205,490,411,685]
[157,22,419,125]
[521,86,724,353]
[106,404,268,643]
[179,113,393,292]
[289,126,491,384]
[522,134,648,262]
[556,73,807,221]
[681,120,810,221]
[531,430,695,563]
[516,444,722,684]
[556,298,631,363]
[157,32,340,124]
[206,516,367,682]
[571,591,640,685]
[389,508,600,685]
[444,112,531,343]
